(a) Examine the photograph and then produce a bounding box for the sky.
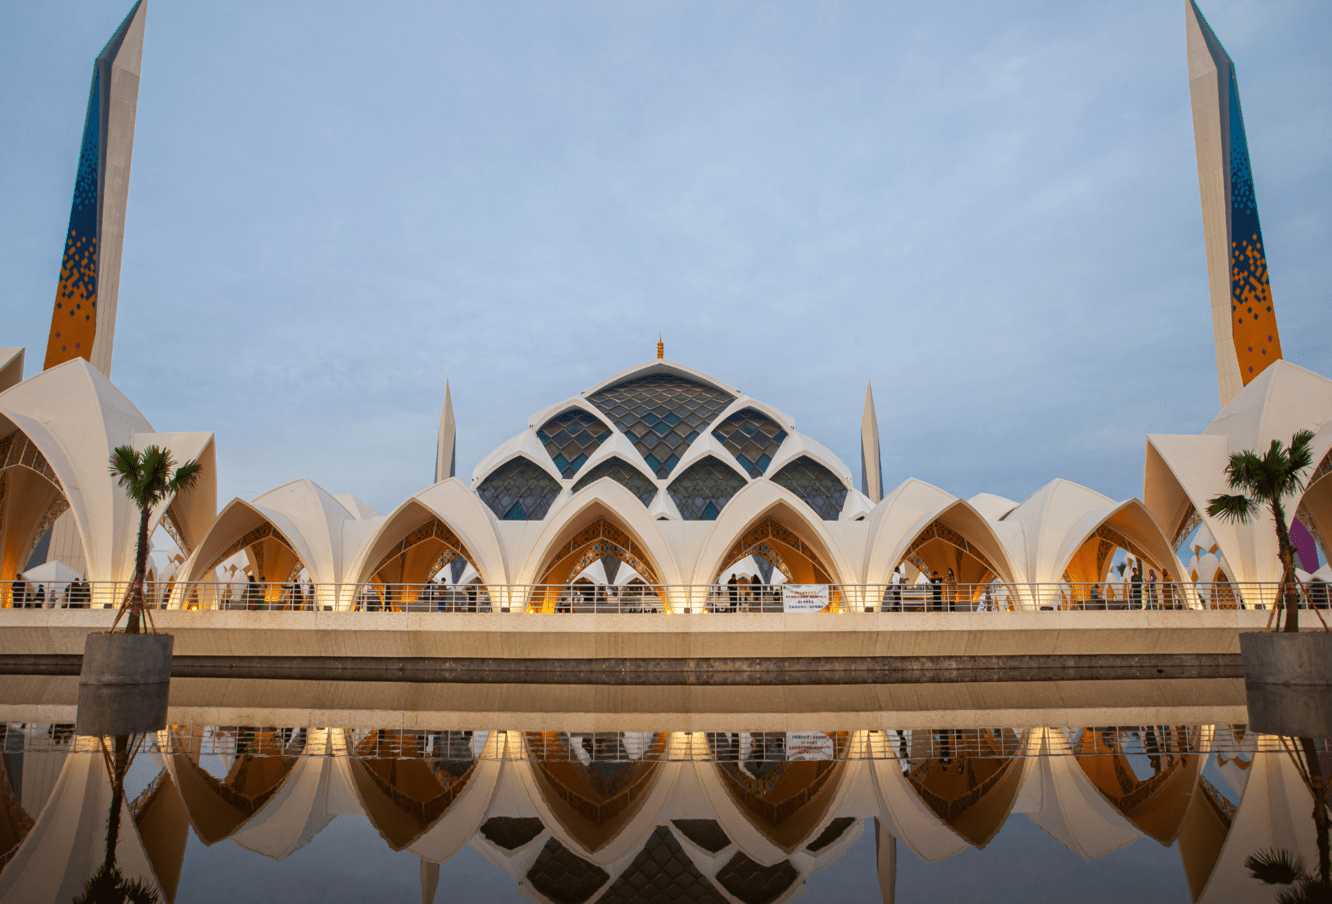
[2,0,1330,517]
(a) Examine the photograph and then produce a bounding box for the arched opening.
[891,519,1004,611]
[360,518,484,612]
[523,731,669,854]
[165,726,305,845]
[897,728,1026,849]
[179,507,312,611]
[1060,511,1181,610]
[713,518,834,585]
[528,516,664,614]
[0,430,72,604]
[706,731,850,853]
[1070,726,1203,846]
[346,729,487,850]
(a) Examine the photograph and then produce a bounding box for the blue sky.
[2,0,1329,516]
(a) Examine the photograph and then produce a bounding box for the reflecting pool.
[0,678,1327,903]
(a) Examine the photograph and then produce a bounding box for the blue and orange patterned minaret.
[44,1,147,378]
[1185,0,1282,407]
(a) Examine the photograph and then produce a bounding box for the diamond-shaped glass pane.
[477,457,561,521]
[712,408,787,477]
[571,457,657,507]
[771,456,847,521]
[715,852,798,904]
[525,838,609,904]
[537,408,612,479]
[588,375,734,479]
[667,457,746,521]
[599,826,726,904]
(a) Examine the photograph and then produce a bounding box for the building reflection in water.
[0,724,1325,903]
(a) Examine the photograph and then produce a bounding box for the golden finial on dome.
[657,333,664,360]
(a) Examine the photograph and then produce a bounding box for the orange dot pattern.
[1226,72,1281,384]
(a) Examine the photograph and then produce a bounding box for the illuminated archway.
[705,731,851,854]
[1071,726,1203,846]
[714,518,834,585]
[361,518,481,611]
[522,731,670,854]
[0,431,70,597]
[346,730,488,851]
[900,728,1027,849]
[528,516,664,613]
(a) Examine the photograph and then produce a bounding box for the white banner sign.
[782,584,829,613]
[785,732,834,761]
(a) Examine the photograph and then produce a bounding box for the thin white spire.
[435,381,456,483]
[860,379,883,503]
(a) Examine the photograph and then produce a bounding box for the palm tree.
[107,446,202,634]
[1206,429,1315,633]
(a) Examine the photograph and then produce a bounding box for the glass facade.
[537,408,612,479]
[476,457,561,521]
[771,456,847,521]
[588,375,734,478]
[571,457,658,507]
[668,457,747,521]
[712,408,787,477]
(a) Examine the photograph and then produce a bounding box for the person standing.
[930,571,943,612]
[944,568,957,612]
[1146,569,1158,610]
[1130,566,1143,610]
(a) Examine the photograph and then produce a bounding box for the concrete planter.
[1239,631,1332,686]
[1240,632,1332,737]
[76,681,170,736]
[79,632,173,686]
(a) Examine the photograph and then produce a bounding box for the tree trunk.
[126,506,151,635]
[103,735,129,873]
[1300,736,1330,888]
[1272,500,1299,633]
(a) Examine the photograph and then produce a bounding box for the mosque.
[2,0,1331,615]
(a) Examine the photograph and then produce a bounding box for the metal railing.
[3,579,1330,614]
[0,723,1294,760]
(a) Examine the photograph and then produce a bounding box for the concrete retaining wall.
[0,608,1283,660]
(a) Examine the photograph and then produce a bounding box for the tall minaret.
[435,381,456,483]
[1186,0,1282,408]
[860,380,883,503]
[875,819,897,904]
[44,1,148,377]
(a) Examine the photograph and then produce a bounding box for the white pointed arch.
[347,478,507,591]
[0,359,214,587]
[508,733,681,863]
[690,480,856,586]
[1048,498,1187,589]
[863,479,1019,587]
[516,480,681,587]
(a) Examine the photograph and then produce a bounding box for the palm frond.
[166,459,203,496]
[1282,429,1316,496]
[1245,848,1305,886]
[108,445,142,487]
[1225,451,1265,494]
[1207,493,1254,524]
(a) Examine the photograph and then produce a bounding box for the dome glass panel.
[588,375,734,479]
[477,457,561,521]
[571,457,657,507]
[712,407,787,477]
[537,408,612,478]
[771,456,847,521]
[667,457,746,521]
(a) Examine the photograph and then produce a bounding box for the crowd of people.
[7,576,94,608]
